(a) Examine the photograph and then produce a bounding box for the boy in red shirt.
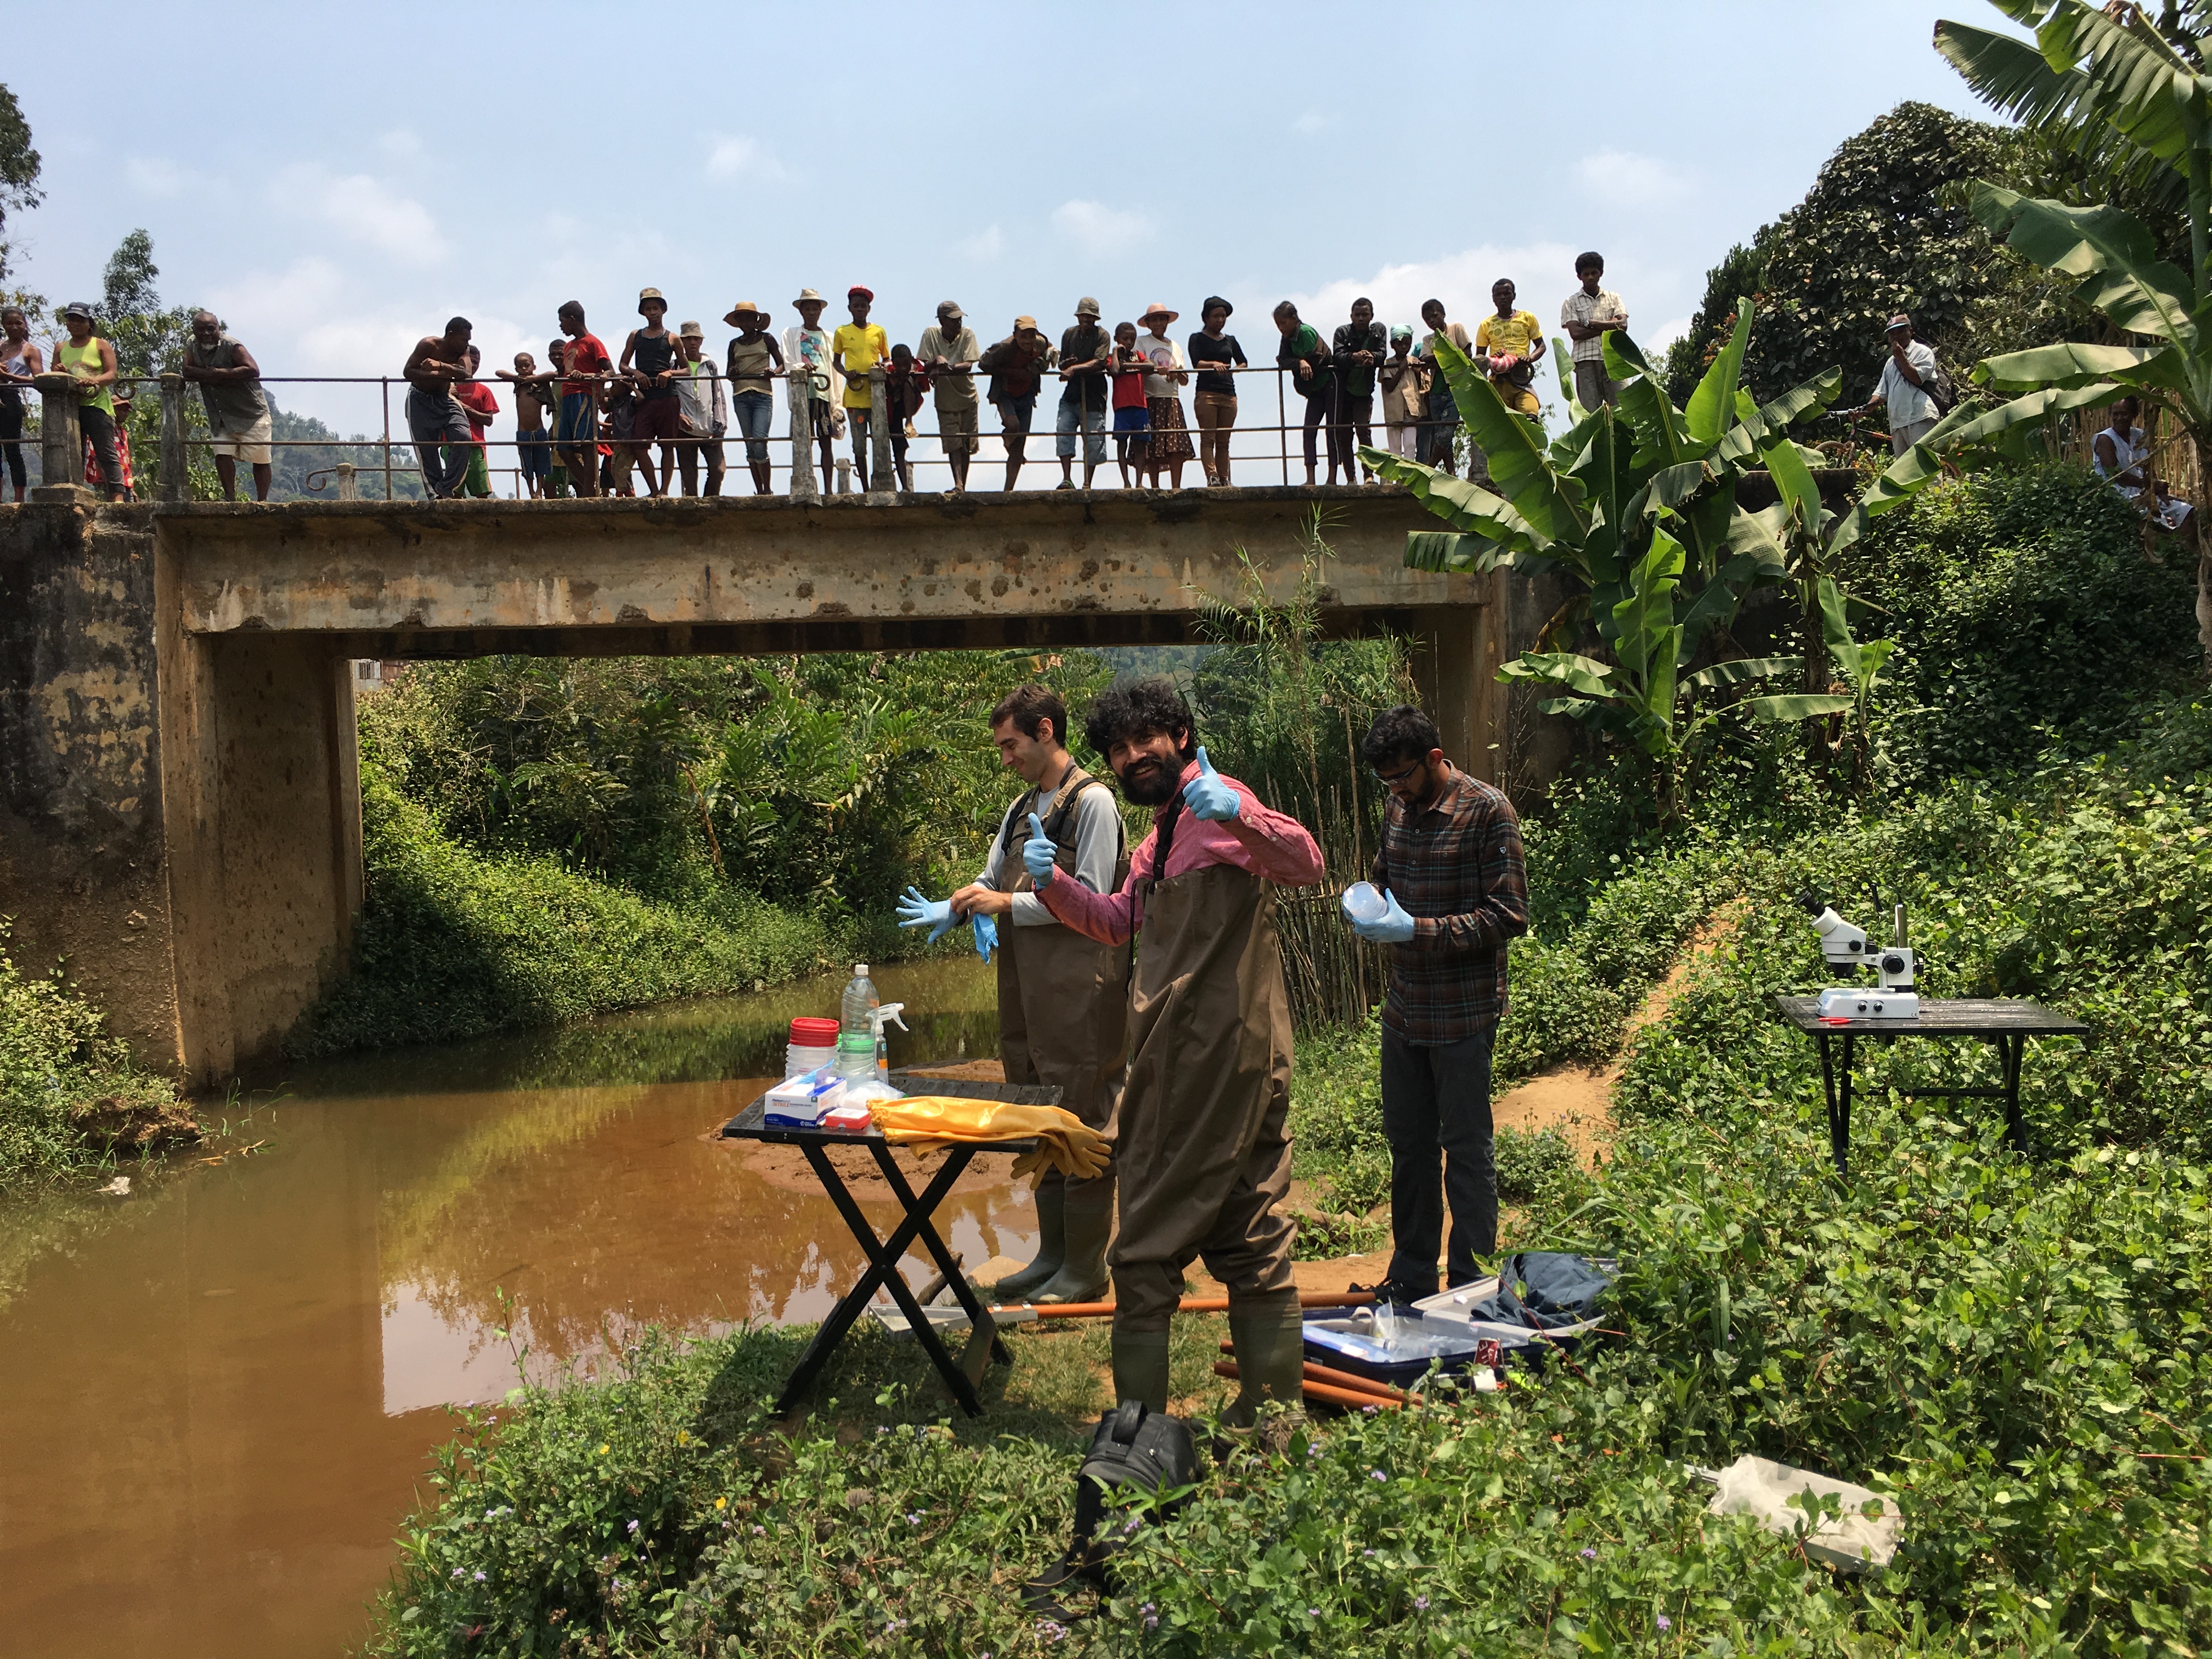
[555,301,612,496]
[1109,320,1150,488]
[451,345,500,498]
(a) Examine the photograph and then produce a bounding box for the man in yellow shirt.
[1474,279,1545,419]
[833,284,889,490]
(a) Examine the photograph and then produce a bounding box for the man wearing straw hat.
[720,301,782,495]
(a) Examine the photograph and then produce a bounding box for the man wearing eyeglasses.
[1345,704,1528,1307]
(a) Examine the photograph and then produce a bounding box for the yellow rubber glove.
[876,1096,1111,1183]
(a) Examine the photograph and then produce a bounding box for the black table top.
[1773,996,2095,1039]
[718,1070,1061,1148]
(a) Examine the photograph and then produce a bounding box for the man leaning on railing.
[399,317,477,500]
[178,309,273,502]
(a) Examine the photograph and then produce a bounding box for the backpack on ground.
[1022,1400,1198,1622]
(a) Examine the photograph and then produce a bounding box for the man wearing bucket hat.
[918,301,981,492]
[1054,296,1113,489]
[1846,313,1944,455]
[720,302,781,495]
[783,289,843,486]
[619,287,685,496]
[1026,676,1324,1425]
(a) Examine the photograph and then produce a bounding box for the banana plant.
[1499,526,1807,820]
[1929,1,2212,660]
[1745,577,1898,788]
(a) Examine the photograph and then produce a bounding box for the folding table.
[718,1071,1058,1417]
[1773,996,2094,1177]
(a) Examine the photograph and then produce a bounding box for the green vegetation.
[362,456,2212,1655]
[0,920,189,1188]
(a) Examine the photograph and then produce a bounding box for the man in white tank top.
[2094,394,2193,530]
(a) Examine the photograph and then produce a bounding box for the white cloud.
[1051,199,1148,256]
[961,224,1005,262]
[1573,149,1691,208]
[126,155,216,198]
[704,133,787,182]
[272,165,447,264]
[1291,110,1332,134]
[1277,242,1589,338]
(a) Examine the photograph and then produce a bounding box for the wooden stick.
[1214,1358,1404,1413]
[1012,1289,1373,1319]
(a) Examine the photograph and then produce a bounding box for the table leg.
[871,1142,1013,1370]
[1999,1033,2029,1156]
[775,1144,986,1417]
[1815,1032,1847,1178]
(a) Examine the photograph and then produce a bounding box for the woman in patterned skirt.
[1137,302,1195,489]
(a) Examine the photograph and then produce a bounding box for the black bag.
[1023,1400,1198,1621]
[1925,357,1957,416]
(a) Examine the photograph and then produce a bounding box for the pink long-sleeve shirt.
[1036,757,1324,946]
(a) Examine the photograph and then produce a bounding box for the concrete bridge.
[1,484,1534,1085]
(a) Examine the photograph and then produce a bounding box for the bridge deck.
[153,483,1480,656]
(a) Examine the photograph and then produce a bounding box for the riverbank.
[362,726,2212,1654]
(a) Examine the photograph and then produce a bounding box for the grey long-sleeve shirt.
[977,781,1124,926]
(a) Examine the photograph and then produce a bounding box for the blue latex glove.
[1181,744,1240,821]
[974,911,1000,962]
[896,884,957,945]
[1351,888,1418,944]
[1021,812,1058,887]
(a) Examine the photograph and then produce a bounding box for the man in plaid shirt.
[1346,705,1528,1303]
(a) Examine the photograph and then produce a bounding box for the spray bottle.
[872,1002,908,1086]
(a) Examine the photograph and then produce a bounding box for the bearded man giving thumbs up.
[1025,678,1323,1426]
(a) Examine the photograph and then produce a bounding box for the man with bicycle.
[1844,313,1944,455]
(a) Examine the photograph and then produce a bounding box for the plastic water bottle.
[836,964,879,1079]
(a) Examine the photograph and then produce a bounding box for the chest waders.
[1107,857,1302,1424]
[988,769,1133,1306]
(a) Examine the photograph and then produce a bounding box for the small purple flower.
[1123,1516,1141,1534]
[906,1511,924,1525]
[1362,1404,1379,1415]
[1414,1595,1430,1612]
[1036,1617,1069,1643]
[1307,1607,1322,1618]
[472,1571,486,1583]
[1657,1613,1673,1632]
[1369,1469,1388,1482]
[1362,1548,1376,1558]
[626,1519,640,1535]
[450,1567,463,1579]
[886,1617,908,1633]
[1580,1547,1596,1559]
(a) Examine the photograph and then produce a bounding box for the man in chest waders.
[1025,678,1324,1423]
[898,685,1132,1304]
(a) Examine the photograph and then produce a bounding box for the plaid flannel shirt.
[1369,766,1529,1043]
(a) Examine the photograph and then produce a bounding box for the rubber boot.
[991,1176,1065,1302]
[1110,1328,1171,1414]
[1223,1293,1306,1429]
[1031,1190,1111,1304]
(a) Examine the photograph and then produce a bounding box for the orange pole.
[1014,1289,1372,1320]
[1218,1340,1419,1406]
[1214,1359,1404,1413]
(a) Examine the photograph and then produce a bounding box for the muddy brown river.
[0,958,1028,1658]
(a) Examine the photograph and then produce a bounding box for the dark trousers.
[0,394,24,488]
[1380,1023,1497,1289]
[1299,392,1328,469]
[78,404,126,499]
[1330,390,1373,476]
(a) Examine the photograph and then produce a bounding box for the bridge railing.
[20,360,1460,504]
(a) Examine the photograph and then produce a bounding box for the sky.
[4,0,2002,453]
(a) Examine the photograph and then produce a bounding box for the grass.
[288,769,838,1057]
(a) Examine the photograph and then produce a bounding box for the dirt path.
[1489,899,1746,1170]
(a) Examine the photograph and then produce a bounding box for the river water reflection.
[0,957,1022,1659]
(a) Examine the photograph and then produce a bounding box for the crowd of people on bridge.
[3,255,2038,510]
[388,256,1632,501]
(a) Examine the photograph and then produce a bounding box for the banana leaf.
[1498,652,1613,697]
[1365,451,1549,557]
[1429,334,1590,544]
[1972,185,2199,350]
[2034,1,2208,167]
[1972,339,2186,393]
[1743,692,1856,723]
[1684,656,1803,690]
[1861,380,2121,514]
[1715,368,1844,462]
[1683,300,1751,448]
